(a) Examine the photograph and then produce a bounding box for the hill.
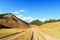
[0,13,29,28]
[30,19,43,26]
[37,22,60,39]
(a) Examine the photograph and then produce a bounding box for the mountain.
[0,13,30,28]
[30,19,43,26]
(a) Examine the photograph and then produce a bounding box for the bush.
[44,19,58,23]
[57,19,60,21]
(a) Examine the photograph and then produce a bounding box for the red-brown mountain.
[0,13,30,28]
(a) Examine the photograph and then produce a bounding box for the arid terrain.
[0,13,60,40]
[0,22,60,40]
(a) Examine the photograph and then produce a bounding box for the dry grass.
[0,29,25,38]
[14,29,32,40]
[37,22,60,39]
[0,22,60,40]
[0,28,32,40]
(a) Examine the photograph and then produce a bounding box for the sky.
[0,0,60,22]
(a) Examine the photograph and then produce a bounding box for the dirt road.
[0,28,59,40]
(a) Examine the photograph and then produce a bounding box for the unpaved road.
[0,28,59,40]
[32,29,58,40]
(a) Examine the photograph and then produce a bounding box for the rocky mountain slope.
[0,13,29,28]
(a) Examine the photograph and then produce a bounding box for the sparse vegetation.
[57,19,60,21]
[38,22,60,40]
[44,19,58,23]
[44,19,60,23]
[29,19,60,26]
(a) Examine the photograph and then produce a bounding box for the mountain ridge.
[0,13,29,28]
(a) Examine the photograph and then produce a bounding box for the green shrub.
[44,19,58,23]
[57,19,60,21]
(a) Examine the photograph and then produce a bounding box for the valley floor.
[0,27,59,40]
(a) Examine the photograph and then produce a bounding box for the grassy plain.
[38,22,60,39]
[0,22,60,40]
[0,29,25,38]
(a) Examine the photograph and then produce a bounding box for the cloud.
[22,17,34,22]
[3,9,47,22]
[12,11,19,14]
[16,14,47,22]
[16,15,33,22]
[20,9,26,13]
[12,9,27,15]
[0,10,47,22]
[16,15,23,19]
[39,19,48,22]
[11,9,35,22]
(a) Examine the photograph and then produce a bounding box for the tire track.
[32,29,40,40]
[14,29,32,40]
[25,30,32,40]
[0,29,26,39]
[4,29,32,40]
[31,32,33,40]
[35,30,46,40]
[32,29,45,40]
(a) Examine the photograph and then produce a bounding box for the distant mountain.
[0,13,30,28]
[30,19,43,26]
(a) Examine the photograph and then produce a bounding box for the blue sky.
[0,0,60,22]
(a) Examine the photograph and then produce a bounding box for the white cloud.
[12,9,27,14]
[22,17,32,20]
[1,9,46,22]
[16,15,23,18]
[16,15,33,22]
[39,19,48,22]
[0,10,47,22]
[16,14,47,22]
[22,17,34,22]
[20,9,26,13]
[12,11,19,14]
